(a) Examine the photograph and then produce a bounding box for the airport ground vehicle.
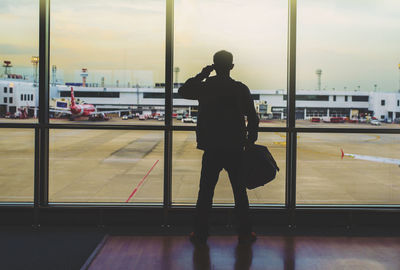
[122,115,129,120]
[370,120,381,126]
[182,117,194,123]
[311,117,320,122]
[139,115,146,120]
[176,115,183,120]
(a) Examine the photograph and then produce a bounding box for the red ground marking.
[126,160,159,203]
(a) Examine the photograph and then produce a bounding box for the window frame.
[0,0,399,228]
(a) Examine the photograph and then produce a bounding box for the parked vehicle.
[370,120,381,126]
[311,117,320,122]
[182,117,193,123]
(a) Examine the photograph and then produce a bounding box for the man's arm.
[178,65,214,100]
[243,85,259,144]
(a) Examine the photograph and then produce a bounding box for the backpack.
[240,144,280,189]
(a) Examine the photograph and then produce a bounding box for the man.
[178,50,259,244]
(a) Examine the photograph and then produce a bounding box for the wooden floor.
[87,234,400,270]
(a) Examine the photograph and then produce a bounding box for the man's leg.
[225,151,252,235]
[194,150,222,237]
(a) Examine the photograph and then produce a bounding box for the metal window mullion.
[37,0,50,208]
[286,0,297,220]
[163,0,174,219]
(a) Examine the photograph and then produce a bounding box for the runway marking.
[126,159,159,203]
[364,135,381,142]
[341,149,400,166]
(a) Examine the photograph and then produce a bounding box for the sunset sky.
[0,0,399,91]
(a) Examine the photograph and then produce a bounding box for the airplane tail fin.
[70,87,76,107]
[341,148,344,159]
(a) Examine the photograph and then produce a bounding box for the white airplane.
[341,149,400,167]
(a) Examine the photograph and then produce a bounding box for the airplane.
[50,87,129,121]
[341,149,400,167]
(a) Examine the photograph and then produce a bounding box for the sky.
[0,0,399,91]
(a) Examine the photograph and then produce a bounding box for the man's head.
[213,50,234,76]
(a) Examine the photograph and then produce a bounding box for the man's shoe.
[189,232,208,245]
[238,232,257,245]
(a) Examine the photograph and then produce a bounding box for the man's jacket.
[178,75,259,150]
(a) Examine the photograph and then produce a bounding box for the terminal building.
[1,78,400,122]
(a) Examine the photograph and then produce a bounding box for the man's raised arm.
[178,65,214,100]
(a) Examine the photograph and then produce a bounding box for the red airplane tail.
[70,87,76,107]
[341,148,344,159]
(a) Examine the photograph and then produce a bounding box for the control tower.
[81,68,88,87]
[315,69,322,90]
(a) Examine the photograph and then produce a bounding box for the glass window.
[50,0,165,125]
[333,95,336,102]
[0,129,34,202]
[381,100,385,106]
[352,96,369,102]
[0,1,39,123]
[31,94,33,100]
[297,0,400,129]
[297,133,400,205]
[174,0,288,127]
[49,129,164,203]
[3,97,7,103]
[172,131,285,205]
[9,97,12,103]
[21,94,23,101]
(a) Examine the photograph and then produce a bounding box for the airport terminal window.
[60,91,120,98]
[49,129,164,203]
[0,129,34,202]
[284,95,329,101]
[172,131,286,205]
[50,0,165,125]
[297,0,399,129]
[297,133,400,205]
[352,96,369,102]
[143,93,184,99]
[0,0,38,124]
[0,0,399,212]
[174,0,288,127]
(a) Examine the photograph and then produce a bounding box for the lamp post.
[31,56,39,85]
[2,60,12,76]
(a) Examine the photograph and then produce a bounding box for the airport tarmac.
[0,119,399,205]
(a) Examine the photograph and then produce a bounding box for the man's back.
[178,75,259,150]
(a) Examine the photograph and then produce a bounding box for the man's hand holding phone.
[198,65,214,80]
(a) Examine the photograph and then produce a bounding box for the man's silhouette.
[178,50,259,244]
